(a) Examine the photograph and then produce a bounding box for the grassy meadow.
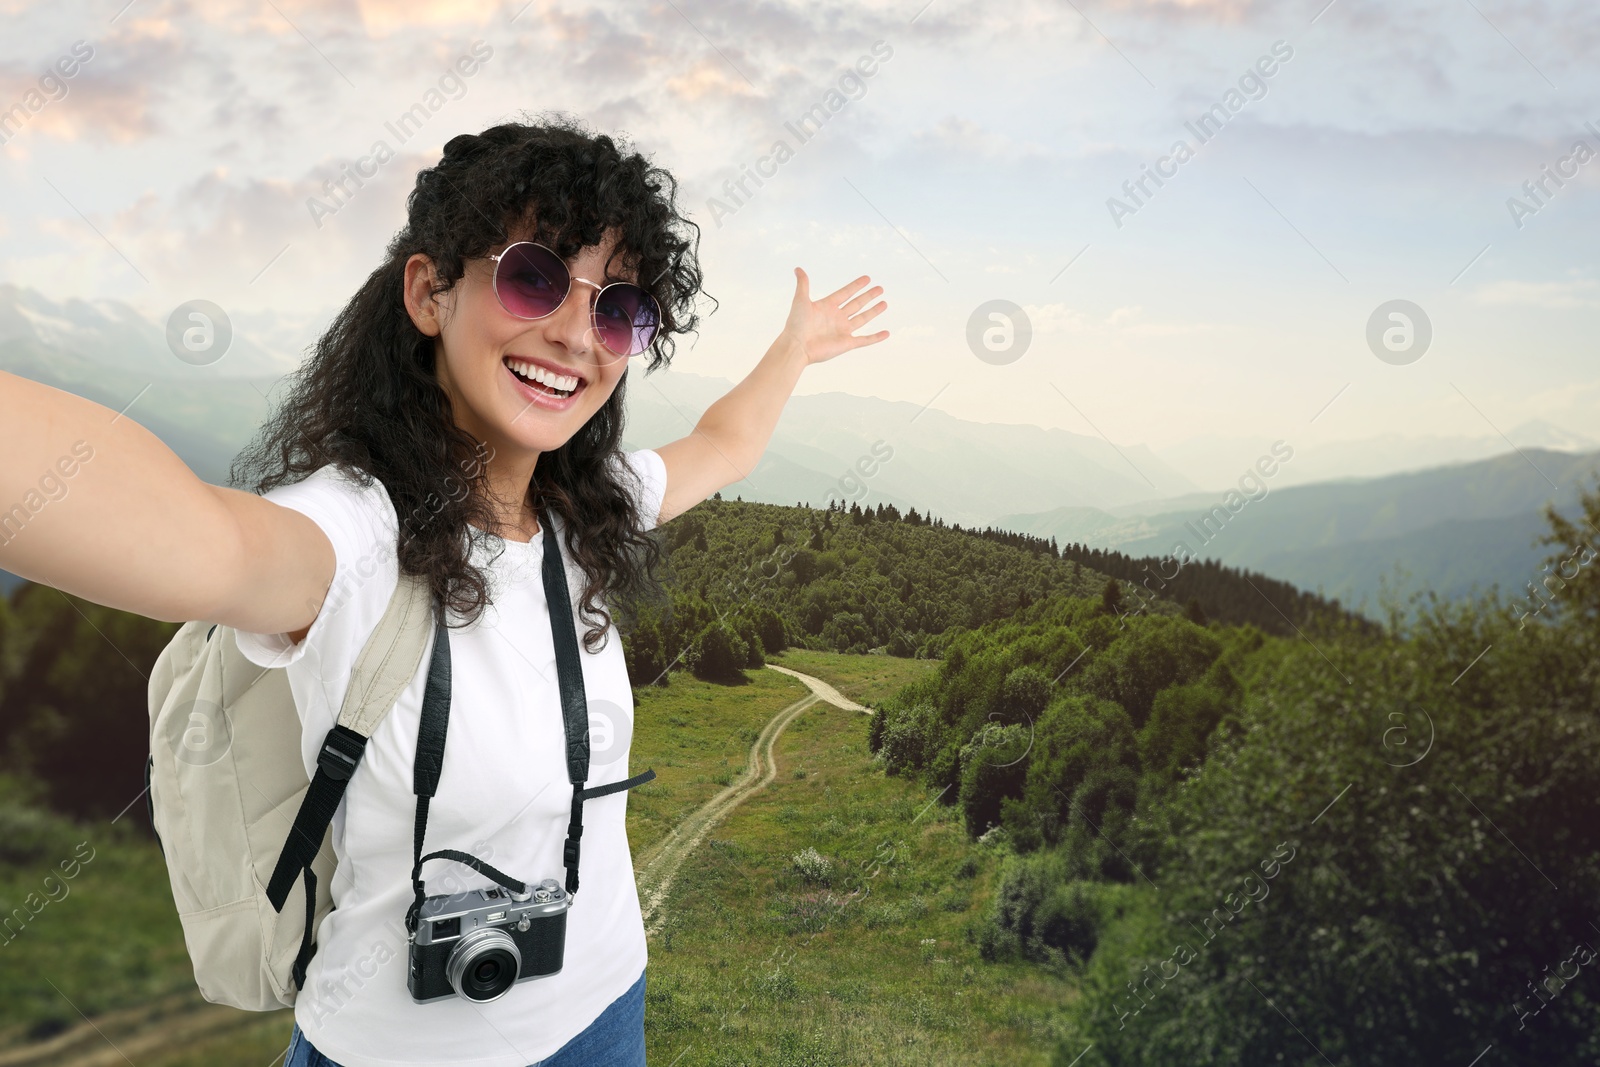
[0,652,1064,1066]
[642,651,1068,1067]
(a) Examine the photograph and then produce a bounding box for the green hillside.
[3,484,1595,1064]
[863,488,1600,1064]
[616,495,1361,690]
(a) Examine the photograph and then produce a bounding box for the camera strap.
[404,508,657,937]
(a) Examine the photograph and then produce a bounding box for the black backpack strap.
[266,725,371,910]
[293,866,317,989]
[539,512,655,898]
[266,588,447,990]
[265,721,373,989]
[265,575,438,991]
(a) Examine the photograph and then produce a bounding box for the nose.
[541,277,605,362]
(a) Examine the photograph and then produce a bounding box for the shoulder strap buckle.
[317,724,368,781]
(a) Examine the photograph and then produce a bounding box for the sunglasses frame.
[487,240,661,361]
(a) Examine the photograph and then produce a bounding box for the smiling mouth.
[504,357,585,399]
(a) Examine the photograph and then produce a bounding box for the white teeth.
[505,358,580,394]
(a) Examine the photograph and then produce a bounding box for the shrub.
[622,613,667,686]
[821,611,873,654]
[875,701,937,778]
[751,606,788,654]
[1014,695,1138,848]
[1067,593,1600,1065]
[959,722,1031,838]
[982,851,1128,969]
[789,846,833,885]
[0,802,79,866]
[999,664,1054,724]
[1074,616,1221,727]
[732,614,766,668]
[687,621,749,682]
[1137,681,1232,787]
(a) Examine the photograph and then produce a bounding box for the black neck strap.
[404,508,657,937]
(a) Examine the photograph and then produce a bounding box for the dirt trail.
[9,667,871,1064]
[763,665,872,714]
[0,990,283,1067]
[635,665,871,937]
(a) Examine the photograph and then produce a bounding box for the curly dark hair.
[232,113,712,651]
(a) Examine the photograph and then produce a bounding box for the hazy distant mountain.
[0,285,1201,595]
[9,282,1588,618]
[1156,422,1597,492]
[0,283,304,381]
[999,448,1600,617]
[624,367,1198,525]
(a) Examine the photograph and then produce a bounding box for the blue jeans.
[284,968,646,1067]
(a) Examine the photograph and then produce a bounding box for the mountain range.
[997,448,1600,616]
[2,284,1594,617]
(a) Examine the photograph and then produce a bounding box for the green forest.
[1,485,1596,1063]
[859,488,1600,1064]
[617,494,1360,690]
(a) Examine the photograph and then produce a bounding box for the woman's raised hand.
[780,268,889,366]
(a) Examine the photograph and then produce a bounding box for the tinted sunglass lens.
[495,243,568,319]
[593,285,661,359]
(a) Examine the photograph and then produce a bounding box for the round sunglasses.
[488,241,661,364]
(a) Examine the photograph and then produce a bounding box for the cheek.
[587,369,624,408]
[446,295,516,376]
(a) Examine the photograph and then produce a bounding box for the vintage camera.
[408,878,571,1003]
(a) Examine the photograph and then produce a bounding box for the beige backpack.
[144,572,435,1010]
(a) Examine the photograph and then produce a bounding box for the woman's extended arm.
[0,369,335,633]
[655,268,888,524]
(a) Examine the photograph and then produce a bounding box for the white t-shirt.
[234,449,667,1067]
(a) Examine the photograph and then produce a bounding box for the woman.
[0,117,888,1066]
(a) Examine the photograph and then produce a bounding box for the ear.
[403,253,443,337]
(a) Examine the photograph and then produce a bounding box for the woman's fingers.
[841,285,884,318]
[849,299,888,325]
[822,274,875,306]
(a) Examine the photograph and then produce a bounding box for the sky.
[3,0,1598,485]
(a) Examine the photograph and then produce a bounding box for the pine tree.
[1099,577,1123,616]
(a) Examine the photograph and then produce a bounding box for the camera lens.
[445,928,523,1003]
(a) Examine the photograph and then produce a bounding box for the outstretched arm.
[654,268,889,524]
[0,369,335,633]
